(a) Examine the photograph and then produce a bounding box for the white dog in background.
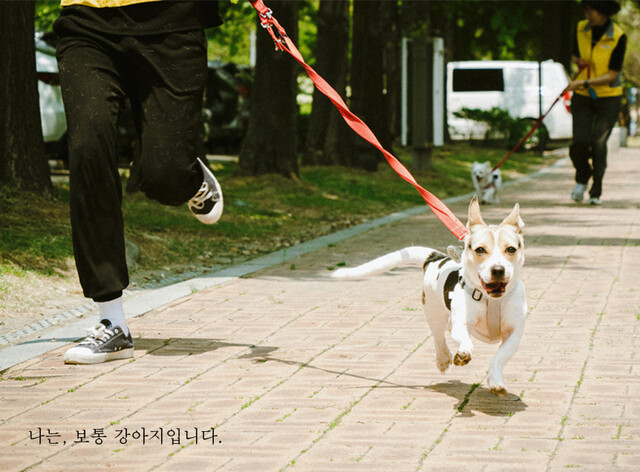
[332,197,526,396]
[472,161,502,204]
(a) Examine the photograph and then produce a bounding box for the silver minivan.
[447,60,573,144]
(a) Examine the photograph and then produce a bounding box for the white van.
[35,35,67,154]
[446,60,572,144]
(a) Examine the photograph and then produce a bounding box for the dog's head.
[471,161,493,183]
[462,196,525,298]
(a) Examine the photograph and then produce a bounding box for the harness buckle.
[471,288,483,301]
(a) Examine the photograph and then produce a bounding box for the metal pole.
[538,60,543,154]
[401,37,409,147]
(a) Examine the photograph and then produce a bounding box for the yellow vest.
[575,19,624,98]
[61,0,161,7]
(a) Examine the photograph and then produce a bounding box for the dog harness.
[426,252,502,341]
[443,270,484,310]
[477,173,499,191]
[423,252,484,310]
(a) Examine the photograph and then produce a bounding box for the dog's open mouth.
[481,280,507,297]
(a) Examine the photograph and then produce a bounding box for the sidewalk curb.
[0,156,569,373]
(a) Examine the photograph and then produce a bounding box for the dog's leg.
[449,292,474,366]
[488,322,524,396]
[425,305,452,372]
[488,284,527,396]
[484,187,498,204]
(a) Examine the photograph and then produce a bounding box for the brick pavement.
[1,146,639,471]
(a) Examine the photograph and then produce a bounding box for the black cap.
[581,0,621,16]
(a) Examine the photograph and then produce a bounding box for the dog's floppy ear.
[467,195,486,231]
[500,202,525,233]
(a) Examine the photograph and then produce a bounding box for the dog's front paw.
[453,351,471,366]
[489,381,507,396]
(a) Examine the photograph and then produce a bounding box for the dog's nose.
[491,265,505,279]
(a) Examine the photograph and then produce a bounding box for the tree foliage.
[35,0,61,33]
[426,0,581,68]
[617,0,640,86]
[25,0,640,184]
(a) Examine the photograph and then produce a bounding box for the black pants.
[56,27,207,302]
[569,93,622,199]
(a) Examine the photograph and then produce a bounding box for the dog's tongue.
[482,280,506,295]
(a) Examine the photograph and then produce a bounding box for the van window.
[452,68,504,92]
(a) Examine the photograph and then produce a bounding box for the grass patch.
[1,144,559,286]
[0,187,73,276]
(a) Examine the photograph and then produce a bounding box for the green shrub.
[453,107,531,148]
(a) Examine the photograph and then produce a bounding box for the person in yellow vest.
[565,0,626,205]
[54,1,225,364]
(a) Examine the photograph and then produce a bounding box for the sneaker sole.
[63,347,134,365]
[194,158,224,225]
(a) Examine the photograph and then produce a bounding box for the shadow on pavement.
[133,337,278,359]
[426,380,528,417]
[254,355,527,417]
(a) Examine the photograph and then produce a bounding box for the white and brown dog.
[332,197,526,396]
[472,161,502,204]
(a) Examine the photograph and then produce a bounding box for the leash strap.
[492,65,586,172]
[490,94,563,172]
[250,0,468,241]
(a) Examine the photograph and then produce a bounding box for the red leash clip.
[251,0,287,51]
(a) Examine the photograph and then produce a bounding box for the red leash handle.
[250,0,468,241]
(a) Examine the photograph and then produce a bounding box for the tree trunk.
[540,0,576,71]
[302,0,349,166]
[348,0,393,171]
[236,1,299,178]
[0,1,53,194]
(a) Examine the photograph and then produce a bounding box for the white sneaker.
[188,158,223,224]
[571,183,587,202]
[588,197,602,205]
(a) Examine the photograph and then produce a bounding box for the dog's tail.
[331,246,437,279]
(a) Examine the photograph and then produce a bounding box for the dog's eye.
[506,246,517,255]
[474,247,486,256]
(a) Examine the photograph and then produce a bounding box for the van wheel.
[523,120,549,151]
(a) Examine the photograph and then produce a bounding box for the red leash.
[490,94,565,172]
[491,66,585,172]
[250,0,468,241]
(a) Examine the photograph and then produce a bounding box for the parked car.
[36,33,68,162]
[447,60,573,148]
